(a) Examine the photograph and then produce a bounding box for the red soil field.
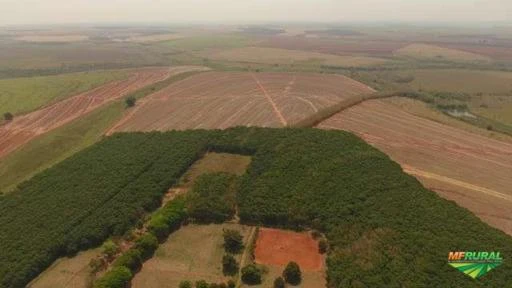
[255,228,324,271]
[318,99,512,236]
[0,67,172,158]
[259,36,408,57]
[109,71,374,132]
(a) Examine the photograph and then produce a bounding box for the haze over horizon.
[0,0,511,26]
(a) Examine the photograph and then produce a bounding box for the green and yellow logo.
[448,251,503,279]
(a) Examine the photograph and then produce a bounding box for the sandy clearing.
[318,99,512,236]
[111,72,374,132]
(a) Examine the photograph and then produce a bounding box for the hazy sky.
[0,0,510,25]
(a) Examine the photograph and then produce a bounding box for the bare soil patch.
[255,228,324,272]
[111,71,374,132]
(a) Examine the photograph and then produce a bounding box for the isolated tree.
[125,96,136,108]
[101,240,119,260]
[283,262,302,285]
[179,280,192,288]
[318,239,329,254]
[222,254,239,276]
[223,229,244,254]
[3,112,13,121]
[273,276,285,288]
[241,264,262,285]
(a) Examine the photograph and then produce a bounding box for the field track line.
[237,226,258,286]
[251,74,287,126]
[403,165,512,202]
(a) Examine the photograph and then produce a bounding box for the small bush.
[195,280,209,288]
[93,266,132,288]
[283,262,302,286]
[273,276,285,288]
[3,112,13,121]
[222,254,239,276]
[318,239,329,254]
[241,264,262,285]
[101,240,119,260]
[223,229,244,254]
[125,96,136,108]
[227,280,236,288]
[134,233,159,260]
[179,280,193,288]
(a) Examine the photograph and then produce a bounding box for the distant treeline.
[1,128,511,287]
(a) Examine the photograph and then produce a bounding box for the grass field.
[160,35,252,51]
[0,70,128,115]
[208,47,388,67]
[395,43,491,63]
[27,249,101,288]
[132,224,253,288]
[0,101,125,193]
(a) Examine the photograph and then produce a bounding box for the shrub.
[241,264,262,285]
[179,280,193,288]
[283,262,302,286]
[223,229,244,254]
[273,276,285,288]
[93,266,132,288]
[222,254,239,276]
[125,96,136,107]
[195,280,209,288]
[3,112,13,121]
[227,280,236,288]
[134,233,159,260]
[318,239,329,254]
[101,240,119,260]
[112,248,142,272]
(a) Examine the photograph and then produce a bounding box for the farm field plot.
[250,228,326,288]
[27,249,101,288]
[318,99,512,235]
[405,69,512,94]
[0,67,173,158]
[394,43,491,62]
[110,71,375,132]
[208,47,388,67]
[132,224,253,288]
[0,70,128,116]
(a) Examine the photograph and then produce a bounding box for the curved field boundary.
[0,67,206,159]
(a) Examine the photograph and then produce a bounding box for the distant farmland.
[318,99,512,236]
[110,71,375,132]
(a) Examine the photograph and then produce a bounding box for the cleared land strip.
[110,71,374,132]
[0,67,171,158]
[318,98,512,235]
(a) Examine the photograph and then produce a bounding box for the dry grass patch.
[132,224,253,288]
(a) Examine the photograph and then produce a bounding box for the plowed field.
[0,67,171,158]
[110,72,374,132]
[318,99,512,235]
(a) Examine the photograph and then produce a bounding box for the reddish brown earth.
[318,99,512,236]
[109,71,374,132]
[254,228,324,271]
[0,68,171,158]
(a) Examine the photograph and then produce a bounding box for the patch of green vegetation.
[160,35,251,51]
[0,70,128,115]
[1,128,512,288]
[0,102,125,193]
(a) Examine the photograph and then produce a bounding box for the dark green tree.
[3,112,13,121]
[179,280,192,288]
[283,262,302,286]
[227,280,236,288]
[222,254,239,276]
[195,280,209,288]
[241,264,262,285]
[125,96,136,108]
[273,276,285,288]
[223,229,244,254]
